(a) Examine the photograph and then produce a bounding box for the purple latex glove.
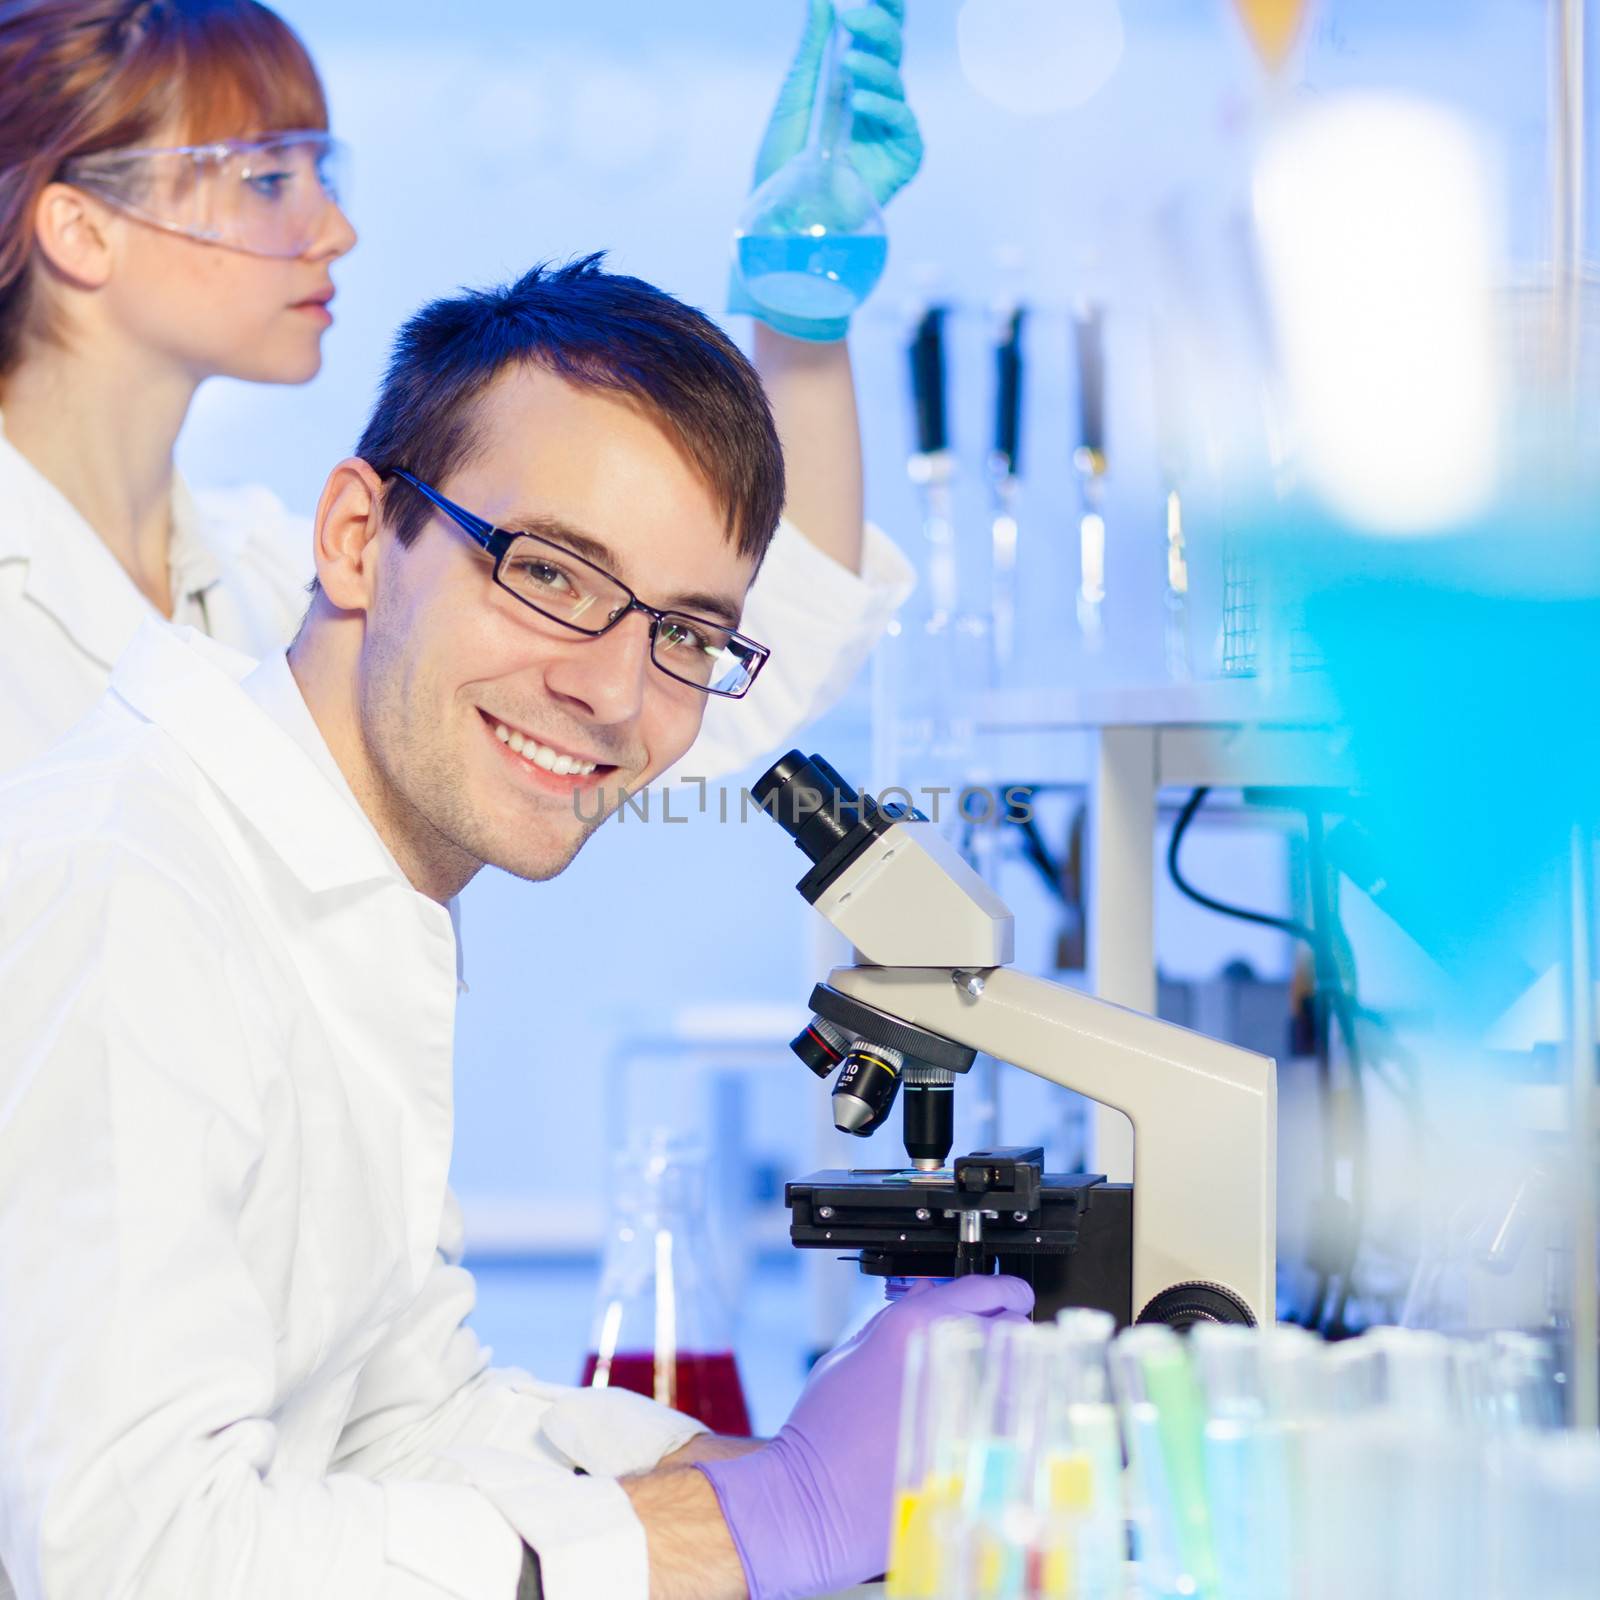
[697,1275,1034,1600]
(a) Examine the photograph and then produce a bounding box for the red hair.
[0,0,329,369]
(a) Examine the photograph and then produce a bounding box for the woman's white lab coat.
[0,421,913,775]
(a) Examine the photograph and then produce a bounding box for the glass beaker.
[731,1,887,324]
[580,1139,752,1434]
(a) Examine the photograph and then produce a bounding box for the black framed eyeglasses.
[386,469,770,700]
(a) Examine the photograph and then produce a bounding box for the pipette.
[905,303,983,775]
[1149,324,1192,680]
[989,306,1026,674]
[1072,305,1108,648]
[908,305,957,631]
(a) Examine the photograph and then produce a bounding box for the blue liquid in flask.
[731,0,888,325]
[735,233,888,322]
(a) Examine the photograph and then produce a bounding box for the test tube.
[1490,1430,1600,1599]
[1304,1328,1482,1600]
[1477,1330,1565,1431]
[1325,1325,1458,1419]
[888,1317,985,1600]
[1035,1310,1123,1600]
[1108,1326,1217,1600]
[1051,1310,1122,1519]
[963,1320,1051,1599]
[1190,1323,1323,1600]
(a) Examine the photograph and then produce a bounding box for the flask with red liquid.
[580,1138,752,1435]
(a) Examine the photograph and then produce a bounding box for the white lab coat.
[0,419,914,778]
[0,622,759,1600]
[0,428,913,1594]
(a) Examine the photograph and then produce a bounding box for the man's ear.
[312,458,387,614]
[31,183,116,290]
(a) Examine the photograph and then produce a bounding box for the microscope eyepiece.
[753,751,924,904]
[751,752,865,863]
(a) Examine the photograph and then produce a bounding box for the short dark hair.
[354,253,785,566]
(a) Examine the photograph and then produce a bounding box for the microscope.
[756,752,1277,1328]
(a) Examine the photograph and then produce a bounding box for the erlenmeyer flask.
[580,1139,752,1434]
[733,2,887,324]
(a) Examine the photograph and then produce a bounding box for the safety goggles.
[389,470,771,700]
[61,130,348,260]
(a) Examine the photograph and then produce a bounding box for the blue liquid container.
[1203,1421,1293,1600]
[730,2,888,327]
[735,232,889,322]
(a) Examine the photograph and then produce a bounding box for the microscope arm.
[826,963,1278,1326]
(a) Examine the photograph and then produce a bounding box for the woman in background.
[0,0,920,775]
[0,0,354,764]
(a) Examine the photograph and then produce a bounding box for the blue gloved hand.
[731,0,924,342]
[697,1275,1034,1600]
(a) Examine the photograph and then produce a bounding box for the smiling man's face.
[355,362,758,886]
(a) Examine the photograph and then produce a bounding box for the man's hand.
[748,0,922,211]
[696,1276,1035,1600]
[621,1459,750,1600]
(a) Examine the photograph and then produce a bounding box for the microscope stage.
[785,1166,1134,1323]
[787,1167,1118,1256]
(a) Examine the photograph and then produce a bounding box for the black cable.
[1305,805,1367,1337]
[1169,786,1373,1333]
[1324,986,1368,1336]
[981,783,1075,908]
[1301,950,1337,1333]
[1303,979,1336,1332]
[1167,787,1318,945]
[1013,806,1064,894]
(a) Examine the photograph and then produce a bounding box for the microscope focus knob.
[1136,1281,1256,1330]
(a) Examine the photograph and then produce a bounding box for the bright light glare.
[957,0,1124,117]
[1080,512,1106,602]
[1253,95,1502,534]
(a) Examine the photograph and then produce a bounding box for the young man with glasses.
[0,257,1029,1600]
